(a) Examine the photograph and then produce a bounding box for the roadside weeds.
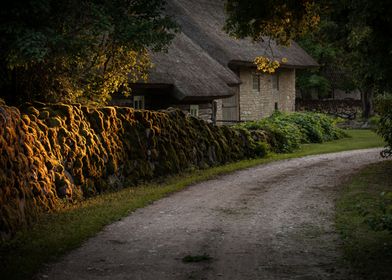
[336,160,392,280]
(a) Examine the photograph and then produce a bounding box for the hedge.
[236,111,347,153]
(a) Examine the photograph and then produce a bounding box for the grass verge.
[0,129,385,280]
[336,160,392,280]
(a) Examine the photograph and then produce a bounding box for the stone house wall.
[277,68,296,112]
[215,99,223,122]
[216,67,296,122]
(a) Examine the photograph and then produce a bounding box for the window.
[275,102,279,111]
[252,73,260,92]
[272,73,279,91]
[133,96,145,109]
[189,105,199,117]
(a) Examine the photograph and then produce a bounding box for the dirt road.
[39,148,384,280]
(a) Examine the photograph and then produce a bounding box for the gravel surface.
[39,148,385,280]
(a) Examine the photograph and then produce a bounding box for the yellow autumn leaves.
[254,56,288,74]
[100,48,151,100]
[77,48,152,104]
[253,1,320,46]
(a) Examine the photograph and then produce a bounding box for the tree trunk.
[361,88,374,119]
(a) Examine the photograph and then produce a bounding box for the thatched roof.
[140,0,318,101]
[165,0,318,69]
[146,32,240,100]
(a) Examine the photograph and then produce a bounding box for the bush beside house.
[236,111,347,153]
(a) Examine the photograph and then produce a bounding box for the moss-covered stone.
[0,103,268,240]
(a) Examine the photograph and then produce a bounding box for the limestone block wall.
[215,99,223,121]
[239,67,296,121]
[215,67,296,123]
[277,68,296,112]
[239,68,271,121]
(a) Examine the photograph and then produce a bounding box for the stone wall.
[332,89,361,100]
[296,99,362,120]
[296,88,361,100]
[277,69,296,112]
[0,102,266,239]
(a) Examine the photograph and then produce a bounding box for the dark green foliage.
[252,141,269,158]
[296,74,332,99]
[296,19,356,99]
[336,161,392,279]
[324,0,392,118]
[224,0,319,45]
[366,192,392,232]
[236,112,346,153]
[224,0,392,118]
[335,0,392,93]
[375,95,392,157]
[0,0,178,104]
[284,112,346,142]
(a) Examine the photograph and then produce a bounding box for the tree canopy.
[296,19,356,99]
[225,0,392,117]
[224,0,320,45]
[0,0,178,104]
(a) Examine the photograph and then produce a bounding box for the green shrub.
[362,94,392,234]
[375,95,392,157]
[279,112,324,143]
[278,112,346,142]
[237,113,302,153]
[368,115,381,127]
[259,117,302,153]
[252,141,270,157]
[236,111,347,153]
[366,191,392,232]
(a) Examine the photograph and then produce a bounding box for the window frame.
[189,104,199,117]
[133,95,145,109]
[252,73,260,93]
[272,72,280,91]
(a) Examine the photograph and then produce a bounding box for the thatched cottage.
[112,0,318,123]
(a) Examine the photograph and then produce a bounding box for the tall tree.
[0,0,178,104]
[296,19,356,99]
[224,0,320,46]
[329,0,392,118]
[224,0,392,118]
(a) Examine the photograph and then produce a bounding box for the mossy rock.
[0,102,267,239]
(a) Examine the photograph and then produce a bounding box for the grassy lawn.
[336,160,392,280]
[0,129,385,280]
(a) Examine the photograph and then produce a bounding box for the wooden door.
[222,90,239,121]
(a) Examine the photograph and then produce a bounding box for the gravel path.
[39,148,385,280]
